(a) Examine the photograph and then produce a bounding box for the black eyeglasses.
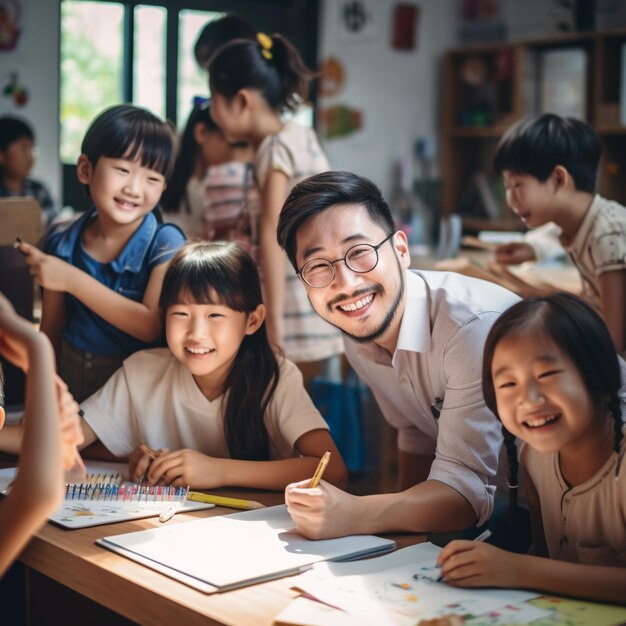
[297,233,395,288]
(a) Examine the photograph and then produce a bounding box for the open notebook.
[97,504,396,593]
[0,461,214,529]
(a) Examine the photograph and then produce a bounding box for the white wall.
[318,0,456,199]
[0,0,61,204]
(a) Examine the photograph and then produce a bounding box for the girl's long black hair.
[161,103,218,215]
[482,292,624,515]
[159,241,279,460]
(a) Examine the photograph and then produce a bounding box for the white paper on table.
[464,601,552,625]
[296,543,539,626]
[273,597,354,626]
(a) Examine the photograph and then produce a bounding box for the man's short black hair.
[277,171,395,270]
[0,116,34,152]
[494,113,601,193]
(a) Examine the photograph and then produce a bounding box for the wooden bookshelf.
[441,29,626,232]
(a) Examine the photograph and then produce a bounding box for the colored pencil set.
[64,477,188,504]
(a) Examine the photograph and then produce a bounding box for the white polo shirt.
[344,270,520,525]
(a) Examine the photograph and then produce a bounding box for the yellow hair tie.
[257,32,273,60]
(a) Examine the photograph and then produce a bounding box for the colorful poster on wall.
[319,104,364,139]
[391,3,419,51]
[2,71,28,107]
[0,0,22,52]
[318,57,346,98]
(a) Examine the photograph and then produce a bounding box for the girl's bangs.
[103,121,174,177]
[168,262,248,313]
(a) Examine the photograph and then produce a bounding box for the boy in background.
[494,113,626,354]
[0,116,57,226]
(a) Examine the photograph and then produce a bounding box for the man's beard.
[316,255,405,345]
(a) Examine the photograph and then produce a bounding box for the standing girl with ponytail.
[438,293,626,603]
[207,32,343,375]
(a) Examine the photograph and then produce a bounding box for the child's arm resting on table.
[144,428,348,491]
[0,294,83,576]
[18,241,168,343]
[438,470,626,604]
[437,541,626,604]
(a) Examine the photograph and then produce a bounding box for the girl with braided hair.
[438,292,626,603]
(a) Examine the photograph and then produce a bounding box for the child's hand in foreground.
[437,540,523,588]
[55,376,84,472]
[145,449,223,488]
[128,444,168,482]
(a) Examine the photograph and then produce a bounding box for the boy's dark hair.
[81,104,176,180]
[161,101,219,214]
[194,13,255,69]
[159,241,279,462]
[494,113,601,193]
[0,116,34,152]
[277,171,395,270]
[482,292,624,515]
[208,34,313,114]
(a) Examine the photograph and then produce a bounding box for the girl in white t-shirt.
[438,293,626,603]
[79,241,347,491]
[207,32,343,368]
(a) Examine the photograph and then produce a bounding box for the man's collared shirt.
[344,269,519,525]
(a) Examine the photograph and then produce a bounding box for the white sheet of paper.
[273,597,354,626]
[296,543,538,626]
[98,505,396,592]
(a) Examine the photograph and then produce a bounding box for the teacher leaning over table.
[276,171,520,540]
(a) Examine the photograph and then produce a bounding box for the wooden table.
[17,488,425,626]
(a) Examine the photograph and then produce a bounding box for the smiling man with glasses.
[277,170,520,540]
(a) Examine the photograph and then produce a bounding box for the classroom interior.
[1,0,626,624]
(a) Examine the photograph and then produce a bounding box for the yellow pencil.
[308,451,331,488]
[187,492,265,510]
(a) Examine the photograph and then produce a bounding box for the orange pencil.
[308,451,331,488]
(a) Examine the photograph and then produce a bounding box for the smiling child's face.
[165,291,264,399]
[502,170,557,228]
[77,152,166,227]
[491,331,603,456]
